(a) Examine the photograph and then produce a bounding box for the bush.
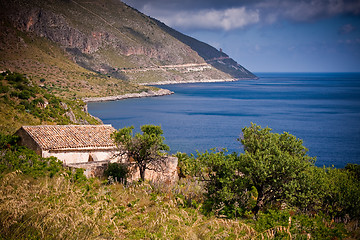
[182,124,360,224]
[238,123,316,215]
[345,163,360,180]
[0,133,19,148]
[321,167,360,220]
[255,209,347,239]
[0,133,63,178]
[0,84,9,93]
[104,162,129,184]
[10,90,19,98]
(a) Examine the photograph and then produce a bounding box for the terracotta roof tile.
[21,125,117,150]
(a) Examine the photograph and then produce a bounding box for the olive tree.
[112,125,169,181]
[238,123,316,214]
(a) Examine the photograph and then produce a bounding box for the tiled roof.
[21,125,117,150]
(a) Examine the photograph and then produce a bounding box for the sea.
[88,73,360,168]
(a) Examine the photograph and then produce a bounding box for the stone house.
[15,125,178,182]
[16,125,118,165]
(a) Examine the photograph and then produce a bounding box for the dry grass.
[3,170,356,239]
[0,171,124,239]
[0,171,259,239]
[2,170,359,239]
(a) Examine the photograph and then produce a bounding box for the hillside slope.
[0,0,256,97]
[153,18,257,80]
[0,71,101,134]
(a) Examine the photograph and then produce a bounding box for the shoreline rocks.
[82,89,174,103]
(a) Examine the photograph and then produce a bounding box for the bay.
[88,73,360,168]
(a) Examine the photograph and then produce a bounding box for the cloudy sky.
[122,0,360,72]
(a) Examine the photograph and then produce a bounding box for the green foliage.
[0,133,19,148]
[0,83,10,93]
[70,168,87,183]
[288,164,360,220]
[255,209,348,239]
[238,123,316,214]
[178,123,360,228]
[180,124,317,217]
[179,149,253,218]
[0,71,101,133]
[201,150,252,218]
[345,163,360,180]
[112,125,169,181]
[104,162,129,184]
[322,167,360,219]
[0,133,63,178]
[255,209,291,232]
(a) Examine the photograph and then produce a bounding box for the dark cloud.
[257,0,360,23]
[122,0,260,11]
[122,0,360,30]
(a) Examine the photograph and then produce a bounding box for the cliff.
[0,0,256,98]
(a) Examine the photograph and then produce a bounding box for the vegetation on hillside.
[177,124,360,238]
[0,71,100,134]
[0,134,261,239]
[1,123,359,239]
[0,22,151,99]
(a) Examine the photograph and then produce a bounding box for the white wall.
[42,149,118,165]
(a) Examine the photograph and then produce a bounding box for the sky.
[121,0,360,73]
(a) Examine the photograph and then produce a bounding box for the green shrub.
[322,167,360,220]
[345,163,360,180]
[0,133,63,178]
[104,162,129,184]
[69,168,87,183]
[255,210,347,239]
[10,90,19,98]
[0,133,19,148]
[0,84,9,93]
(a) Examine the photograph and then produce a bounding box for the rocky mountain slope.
[0,0,256,98]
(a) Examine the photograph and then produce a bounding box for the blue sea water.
[88,73,360,168]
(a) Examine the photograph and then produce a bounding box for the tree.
[190,149,253,218]
[238,123,316,214]
[112,125,170,181]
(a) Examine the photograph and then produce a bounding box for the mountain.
[0,0,256,98]
[152,18,256,80]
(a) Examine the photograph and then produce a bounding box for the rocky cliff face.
[0,0,256,86]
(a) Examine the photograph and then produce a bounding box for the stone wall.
[67,160,109,178]
[128,156,178,183]
[67,156,178,183]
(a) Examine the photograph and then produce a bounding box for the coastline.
[139,78,256,86]
[82,89,174,103]
[83,77,258,103]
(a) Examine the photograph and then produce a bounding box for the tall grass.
[0,171,259,239]
[2,170,359,239]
